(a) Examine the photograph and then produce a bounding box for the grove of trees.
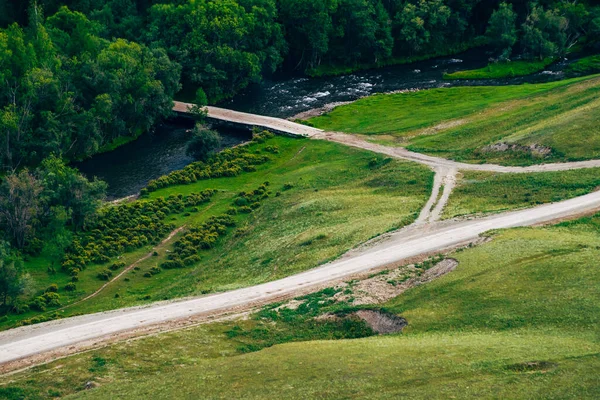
[0,1,597,170]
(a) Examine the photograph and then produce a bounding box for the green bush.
[109,262,126,271]
[64,282,77,292]
[29,297,47,312]
[97,270,113,281]
[42,292,61,307]
[45,284,58,293]
[149,266,161,275]
[146,132,274,192]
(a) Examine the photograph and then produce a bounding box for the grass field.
[566,54,600,76]
[310,75,600,165]
[3,135,432,329]
[443,58,554,80]
[442,168,600,218]
[4,213,599,399]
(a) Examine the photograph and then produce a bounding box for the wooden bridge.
[173,101,321,137]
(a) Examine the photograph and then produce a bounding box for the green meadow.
[4,213,600,399]
[444,58,554,80]
[443,168,600,218]
[310,75,600,165]
[3,135,431,329]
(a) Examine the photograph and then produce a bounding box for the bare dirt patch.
[333,258,459,306]
[482,142,553,157]
[355,310,407,334]
[416,119,466,136]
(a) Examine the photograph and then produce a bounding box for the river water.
[76,119,249,199]
[77,49,572,198]
[220,49,570,118]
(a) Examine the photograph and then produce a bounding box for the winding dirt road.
[1,104,600,371]
[175,102,600,173]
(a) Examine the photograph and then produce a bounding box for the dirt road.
[174,102,600,173]
[1,103,599,369]
[1,189,600,366]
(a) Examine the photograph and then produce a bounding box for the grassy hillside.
[566,54,600,76]
[443,168,600,219]
[444,58,554,80]
[309,75,600,165]
[4,214,600,399]
[3,135,432,329]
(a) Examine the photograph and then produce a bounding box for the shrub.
[64,283,77,292]
[150,266,161,274]
[160,259,184,269]
[29,297,47,312]
[183,255,201,266]
[145,134,273,192]
[283,183,294,190]
[11,303,29,314]
[234,197,249,206]
[187,125,222,161]
[97,270,113,281]
[45,284,58,293]
[226,207,238,215]
[42,292,61,307]
[109,262,126,271]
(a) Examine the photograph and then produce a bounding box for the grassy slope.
[444,58,554,80]
[310,75,600,165]
[443,168,600,218]
[5,136,431,328]
[566,54,600,76]
[8,214,595,399]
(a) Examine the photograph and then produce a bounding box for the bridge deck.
[173,101,322,137]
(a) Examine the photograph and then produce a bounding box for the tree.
[0,255,28,311]
[521,6,568,60]
[42,206,71,271]
[187,88,209,120]
[0,170,42,249]
[147,0,285,101]
[329,0,393,65]
[186,125,221,161]
[0,6,181,168]
[0,241,31,313]
[395,0,451,55]
[37,155,107,232]
[556,1,590,50]
[486,2,517,59]
[275,0,337,70]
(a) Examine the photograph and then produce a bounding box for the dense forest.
[0,0,599,169]
[0,0,600,313]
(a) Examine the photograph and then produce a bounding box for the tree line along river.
[77,49,573,199]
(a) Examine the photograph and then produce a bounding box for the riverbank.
[306,42,482,78]
[309,75,600,166]
[444,58,555,80]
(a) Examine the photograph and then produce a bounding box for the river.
[77,49,572,198]
[75,119,250,199]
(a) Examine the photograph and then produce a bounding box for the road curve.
[315,131,600,172]
[173,102,600,173]
[2,189,600,366]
